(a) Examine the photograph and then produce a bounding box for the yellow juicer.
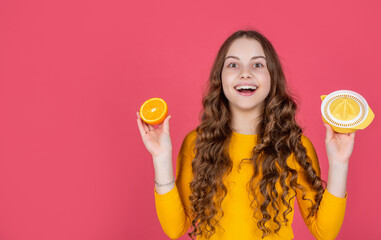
[321,90,375,133]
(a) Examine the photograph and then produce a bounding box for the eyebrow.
[224,56,266,61]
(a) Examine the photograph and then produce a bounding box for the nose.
[239,66,252,79]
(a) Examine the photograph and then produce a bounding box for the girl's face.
[221,38,271,115]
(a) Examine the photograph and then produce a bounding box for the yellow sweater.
[154,129,347,240]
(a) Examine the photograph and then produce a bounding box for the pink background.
[0,0,380,239]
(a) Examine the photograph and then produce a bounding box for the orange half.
[139,98,168,125]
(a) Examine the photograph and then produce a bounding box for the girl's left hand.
[324,123,356,165]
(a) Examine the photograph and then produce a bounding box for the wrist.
[329,160,349,169]
[154,178,175,187]
[153,153,172,162]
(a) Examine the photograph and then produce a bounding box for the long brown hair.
[188,29,326,239]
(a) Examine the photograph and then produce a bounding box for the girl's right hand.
[136,112,172,159]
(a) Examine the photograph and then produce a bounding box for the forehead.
[225,38,265,58]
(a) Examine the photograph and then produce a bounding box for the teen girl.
[136,30,355,240]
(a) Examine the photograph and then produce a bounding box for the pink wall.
[0,0,379,239]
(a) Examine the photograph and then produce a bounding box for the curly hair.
[187,29,327,239]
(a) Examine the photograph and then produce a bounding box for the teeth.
[234,85,257,90]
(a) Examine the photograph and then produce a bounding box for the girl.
[136,29,354,240]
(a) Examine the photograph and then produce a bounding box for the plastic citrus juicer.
[321,90,375,133]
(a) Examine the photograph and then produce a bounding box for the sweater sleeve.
[295,135,347,240]
[154,130,196,239]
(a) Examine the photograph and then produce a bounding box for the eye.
[254,63,264,68]
[227,63,238,68]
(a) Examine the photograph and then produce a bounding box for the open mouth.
[236,89,256,93]
[235,88,257,96]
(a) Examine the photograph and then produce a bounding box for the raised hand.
[324,123,355,165]
[136,112,172,159]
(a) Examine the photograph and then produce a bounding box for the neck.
[230,107,263,135]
